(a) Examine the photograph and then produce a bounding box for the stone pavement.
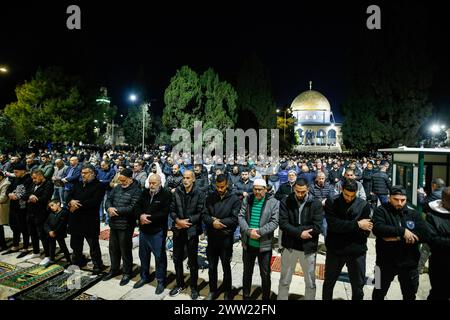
[0,225,431,300]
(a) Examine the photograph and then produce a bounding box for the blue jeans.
[99,192,110,225]
[139,230,167,284]
[52,187,65,207]
[321,217,328,238]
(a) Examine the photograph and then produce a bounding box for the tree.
[162,66,238,132]
[0,110,16,152]
[236,54,277,130]
[341,2,434,151]
[4,67,100,144]
[123,103,153,147]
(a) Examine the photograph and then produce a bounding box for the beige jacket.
[0,178,11,225]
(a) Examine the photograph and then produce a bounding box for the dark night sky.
[1,1,449,123]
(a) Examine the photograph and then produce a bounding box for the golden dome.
[290,90,331,112]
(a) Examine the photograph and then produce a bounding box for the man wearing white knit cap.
[239,178,279,300]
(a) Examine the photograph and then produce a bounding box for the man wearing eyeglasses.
[239,178,279,300]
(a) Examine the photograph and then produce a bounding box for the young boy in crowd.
[42,199,72,266]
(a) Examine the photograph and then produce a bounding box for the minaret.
[309,81,312,90]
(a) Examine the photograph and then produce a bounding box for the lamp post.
[0,66,8,74]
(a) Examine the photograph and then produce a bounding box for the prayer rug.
[270,255,326,280]
[10,269,103,300]
[99,229,139,241]
[0,262,16,277]
[0,263,64,290]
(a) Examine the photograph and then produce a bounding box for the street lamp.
[0,66,8,73]
[129,94,150,153]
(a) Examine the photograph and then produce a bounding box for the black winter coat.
[165,173,183,191]
[7,173,33,211]
[308,182,335,201]
[44,208,69,239]
[202,190,240,238]
[279,193,323,254]
[325,195,371,257]
[371,171,391,195]
[275,182,295,201]
[426,204,450,267]
[67,179,106,237]
[170,185,205,238]
[373,203,428,268]
[135,188,172,234]
[105,180,142,230]
[27,180,54,224]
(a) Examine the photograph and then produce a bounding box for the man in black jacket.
[275,170,297,201]
[67,164,106,274]
[372,185,428,300]
[202,174,240,300]
[371,163,391,205]
[169,170,205,300]
[277,178,323,300]
[425,187,450,300]
[134,174,172,293]
[27,169,54,261]
[322,179,372,300]
[103,168,142,286]
[4,163,33,257]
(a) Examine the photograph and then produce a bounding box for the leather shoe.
[92,265,106,275]
[102,272,120,281]
[155,282,165,294]
[133,278,151,289]
[120,275,131,286]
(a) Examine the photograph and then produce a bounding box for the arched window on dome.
[317,129,326,145]
[328,129,337,146]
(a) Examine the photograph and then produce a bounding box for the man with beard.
[165,164,183,193]
[372,185,428,300]
[67,164,106,274]
[275,170,297,201]
[278,178,323,300]
[4,163,33,257]
[239,179,279,300]
[169,170,205,300]
[202,174,240,300]
[322,179,372,300]
[27,170,54,262]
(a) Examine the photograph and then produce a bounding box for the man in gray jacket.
[239,178,279,300]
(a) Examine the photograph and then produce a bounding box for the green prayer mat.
[0,263,64,290]
[11,269,103,300]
